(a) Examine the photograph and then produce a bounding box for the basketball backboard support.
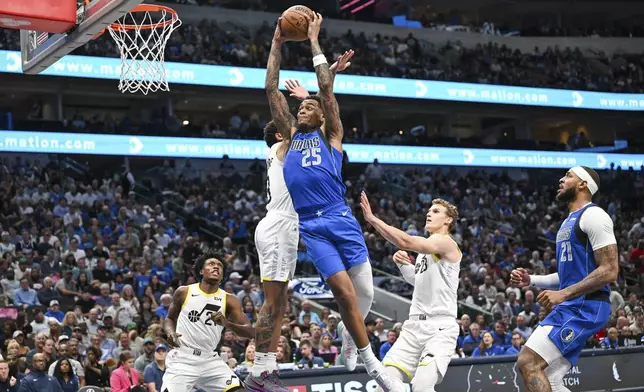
[20,0,143,75]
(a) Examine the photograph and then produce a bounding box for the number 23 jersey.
[176,284,228,353]
[556,203,615,305]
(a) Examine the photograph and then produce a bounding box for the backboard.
[20,0,143,74]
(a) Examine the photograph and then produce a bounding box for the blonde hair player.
[361,192,462,392]
[511,166,617,392]
[161,249,253,392]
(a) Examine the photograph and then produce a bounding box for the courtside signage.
[1,50,643,111]
[1,130,643,170]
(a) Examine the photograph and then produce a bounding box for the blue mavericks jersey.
[555,203,610,304]
[283,130,346,215]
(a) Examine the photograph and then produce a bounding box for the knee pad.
[411,355,439,392]
[348,262,374,318]
[545,356,572,392]
[375,366,407,392]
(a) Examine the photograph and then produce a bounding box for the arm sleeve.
[529,273,560,290]
[579,206,617,251]
[397,264,416,286]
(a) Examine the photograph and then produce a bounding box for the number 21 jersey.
[176,284,227,353]
[556,203,611,306]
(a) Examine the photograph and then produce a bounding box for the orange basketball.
[280,5,315,42]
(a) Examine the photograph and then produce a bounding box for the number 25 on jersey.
[302,148,322,167]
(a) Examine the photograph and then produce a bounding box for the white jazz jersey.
[265,142,295,215]
[176,284,227,353]
[410,249,461,319]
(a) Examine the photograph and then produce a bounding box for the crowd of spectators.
[2,14,644,93]
[0,146,643,391]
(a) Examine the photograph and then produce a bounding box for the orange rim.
[109,4,179,31]
[92,4,179,39]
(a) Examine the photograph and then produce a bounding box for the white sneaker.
[369,364,405,392]
[338,321,358,371]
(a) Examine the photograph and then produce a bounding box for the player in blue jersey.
[266,14,402,392]
[511,166,618,392]
[244,21,354,392]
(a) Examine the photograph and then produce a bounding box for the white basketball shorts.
[255,211,299,283]
[382,316,458,384]
[161,347,241,392]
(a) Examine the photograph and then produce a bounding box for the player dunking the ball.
[361,194,462,392]
[269,13,402,392]
[244,20,353,392]
[511,166,618,392]
[162,249,254,392]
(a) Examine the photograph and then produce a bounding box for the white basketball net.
[107,7,181,95]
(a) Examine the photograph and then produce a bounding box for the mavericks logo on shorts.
[561,328,575,343]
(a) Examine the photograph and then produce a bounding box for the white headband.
[569,166,598,195]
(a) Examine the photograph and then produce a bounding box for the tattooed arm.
[562,207,619,300]
[266,22,295,138]
[307,13,343,149]
[562,244,618,300]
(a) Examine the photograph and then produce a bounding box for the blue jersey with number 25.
[283,129,346,215]
[555,203,610,306]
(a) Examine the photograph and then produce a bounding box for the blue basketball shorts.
[539,298,611,365]
[298,202,370,279]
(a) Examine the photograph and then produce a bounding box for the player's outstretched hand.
[510,268,530,287]
[167,332,182,348]
[307,12,323,41]
[330,50,355,73]
[360,191,375,223]
[537,290,567,312]
[285,79,310,101]
[393,250,411,266]
[211,311,227,327]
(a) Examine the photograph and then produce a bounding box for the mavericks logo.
[561,328,575,343]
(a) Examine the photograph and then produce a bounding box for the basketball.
[280,5,315,42]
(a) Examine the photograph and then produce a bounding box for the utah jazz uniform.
[161,284,241,392]
[255,141,299,282]
[528,203,614,366]
[283,129,369,279]
[383,245,462,384]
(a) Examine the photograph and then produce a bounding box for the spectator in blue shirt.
[155,294,172,320]
[13,278,40,309]
[94,329,117,361]
[491,322,512,350]
[143,345,167,392]
[600,327,619,349]
[504,333,524,355]
[45,301,65,323]
[18,353,62,392]
[471,332,505,357]
[379,331,397,360]
[51,358,78,392]
[462,322,482,355]
[298,341,324,368]
[298,301,322,325]
[150,258,173,285]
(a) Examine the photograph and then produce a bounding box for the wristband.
[313,54,328,67]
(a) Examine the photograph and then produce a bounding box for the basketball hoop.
[100,4,181,95]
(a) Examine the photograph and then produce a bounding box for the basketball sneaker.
[369,364,406,392]
[245,370,289,392]
[338,321,358,371]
